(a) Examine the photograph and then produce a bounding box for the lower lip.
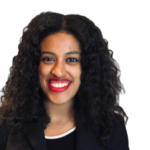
[47,82,72,93]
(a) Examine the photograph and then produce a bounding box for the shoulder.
[0,117,7,132]
[0,118,6,149]
[108,114,129,150]
[0,117,8,150]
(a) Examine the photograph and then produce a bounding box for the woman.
[0,11,129,150]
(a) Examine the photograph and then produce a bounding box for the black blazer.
[0,117,129,150]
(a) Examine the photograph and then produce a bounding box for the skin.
[38,32,82,136]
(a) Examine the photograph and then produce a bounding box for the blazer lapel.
[76,126,106,150]
[24,121,48,150]
[5,121,47,150]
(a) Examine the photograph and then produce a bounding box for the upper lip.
[48,78,71,82]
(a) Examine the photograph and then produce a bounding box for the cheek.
[38,64,50,81]
[70,65,81,82]
[70,64,81,76]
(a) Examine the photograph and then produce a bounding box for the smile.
[47,81,72,93]
[50,81,71,87]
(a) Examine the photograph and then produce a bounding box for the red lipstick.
[47,82,72,93]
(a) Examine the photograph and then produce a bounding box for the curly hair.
[0,11,127,145]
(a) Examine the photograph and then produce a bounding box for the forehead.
[40,32,81,54]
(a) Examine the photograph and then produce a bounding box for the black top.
[45,127,76,150]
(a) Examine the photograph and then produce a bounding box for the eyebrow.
[41,51,81,55]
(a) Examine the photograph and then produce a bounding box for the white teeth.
[51,83,69,88]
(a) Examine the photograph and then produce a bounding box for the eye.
[68,58,78,62]
[42,57,53,61]
[42,57,78,62]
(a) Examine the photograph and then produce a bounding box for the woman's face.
[38,32,81,105]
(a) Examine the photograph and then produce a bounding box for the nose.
[51,60,67,77]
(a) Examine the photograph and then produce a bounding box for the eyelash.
[41,57,79,63]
